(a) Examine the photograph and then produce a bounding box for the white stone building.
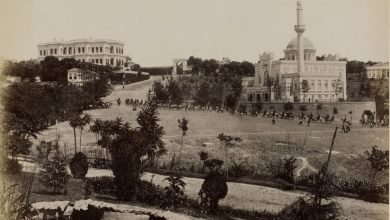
[241,1,347,104]
[37,38,131,67]
[367,62,389,79]
[67,68,99,86]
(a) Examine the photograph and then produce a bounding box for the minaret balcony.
[294,25,306,33]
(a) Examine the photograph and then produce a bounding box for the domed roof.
[286,36,315,50]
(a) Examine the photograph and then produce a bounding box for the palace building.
[241,1,347,104]
[37,38,131,67]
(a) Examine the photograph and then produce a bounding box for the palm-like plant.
[69,115,81,153]
[163,175,186,208]
[198,150,209,171]
[177,117,189,165]
[218,133,242,179]
[78,114,92,152]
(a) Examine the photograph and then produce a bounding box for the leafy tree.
[195,82,210,107]
[7,133,32,159]
[332,79,344,100]
[273,75,282,100]
[224,94,237,113]
[163,175,186,208]
[218,133,242,179]
[209,83,224,109]
[301,80,310,102]
[152,81,169,103]
[366,146,389,185]
[168,80,184,105]
[69,152,89,179]
[177,117,189,165]
[199,171,228,213]
[131,63,141,71]
[198,150,209,171]
[39,142,69,194]
[40,56,62,81]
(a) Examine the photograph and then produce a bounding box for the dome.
[286,36,315,50]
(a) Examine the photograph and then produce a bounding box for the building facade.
[67,68,99,86]
[241,1,347,104]
[367,62,389,79]
[38,38,131,67]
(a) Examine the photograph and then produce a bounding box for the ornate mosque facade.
[241,1,347,104]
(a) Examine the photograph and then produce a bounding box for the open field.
[34,102,389,183]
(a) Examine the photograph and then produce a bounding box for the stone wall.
[242,101,376,123]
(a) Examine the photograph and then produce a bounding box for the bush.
[228,162,253,178]
[87,176,115,195]
[1,158,22,174]
[280,197,340,220]
[92,158,111,169]
[199,171,228,213]
[70,152,89,179]
[39,151,69,194]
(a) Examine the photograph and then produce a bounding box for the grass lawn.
[32,80,389,185]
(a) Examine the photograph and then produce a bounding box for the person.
[307,118,311,127]
[299,118,303,125]
[272,116,276,125]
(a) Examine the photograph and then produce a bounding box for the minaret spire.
[294,0,305,76]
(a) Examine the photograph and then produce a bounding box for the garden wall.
[243,101,376,123]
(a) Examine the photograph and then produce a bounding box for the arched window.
[110,46,114,53]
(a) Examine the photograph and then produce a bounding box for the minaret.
[294,1,305,76]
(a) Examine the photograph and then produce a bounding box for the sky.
[0,0,388,66]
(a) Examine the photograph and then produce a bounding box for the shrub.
[199,171,228,213]
[1,158,22,174]
[87,176,115,195]
[39,150,69,194]
[333,107,338,114]
[299,105,307,112]
[92,158,111,169]
[70,152,89,179]
[228,162,253,178]
[163,175,186,208]
[280,197,340,220]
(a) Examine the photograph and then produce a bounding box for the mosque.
[241,1,347,104]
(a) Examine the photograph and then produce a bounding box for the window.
[95,59,98,63]
[63,48,66,54]
[54,48,57,54]
[96,47,99,53]
[92,47,94,53]
[68,47,72,54]
[40,50,42,56]
[100,46,102,53]
[82,47,85,53]
[317,80,322,91]
[50,49,53,54]
[100,59,103,64]
[324,80,328,90]
[78,47,81,53]
[248,94,253,102]
[82,59,85,62]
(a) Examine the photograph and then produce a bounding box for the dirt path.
[84,168,388,220]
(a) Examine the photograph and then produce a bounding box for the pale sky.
[0,0,388,66]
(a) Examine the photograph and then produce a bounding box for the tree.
[224,94,237,113]
[78,114,92,151]
[168,80,184,105]
[299,105,307,113]
[177,117,189,165]
[163,175,186,208]
[152,81,169,103]
[194,82,210,107]
[7,134,32,159]
[218,133,242,179]
[332,79,344,101]
[38,142,69,194]
[273,75,282,100]
[40,56,62,81]
[198,150,209,171]
[69,115,81,153]
[69,152,89,179]
[301,80,310,102]
[366,146,389,185]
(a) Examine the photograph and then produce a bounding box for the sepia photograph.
[0,0,388,219]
